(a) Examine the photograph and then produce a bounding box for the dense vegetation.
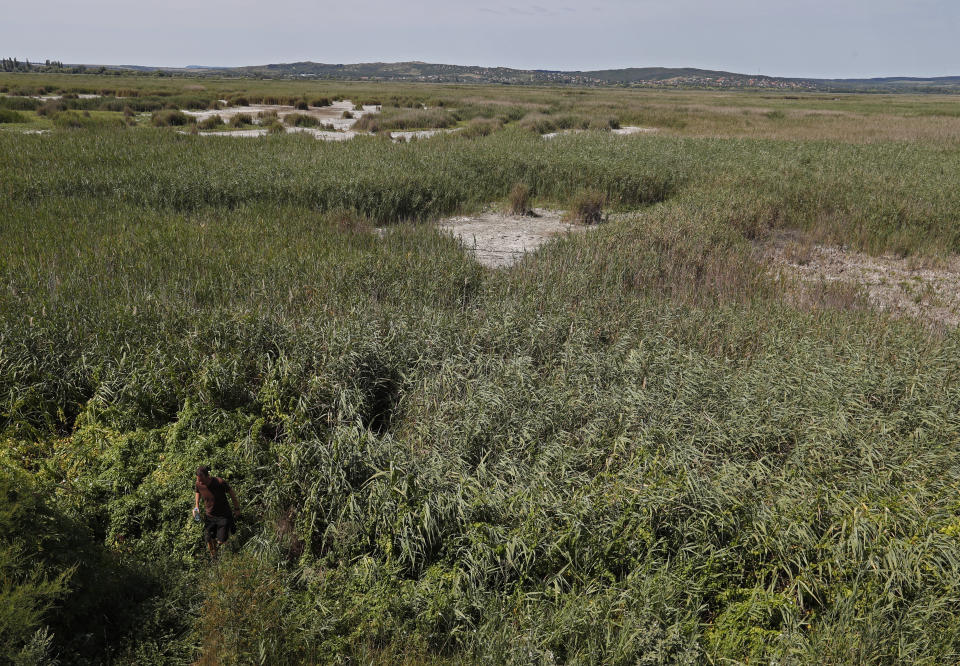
[2,73,960,664]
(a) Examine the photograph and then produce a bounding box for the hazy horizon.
[4,0,959,80]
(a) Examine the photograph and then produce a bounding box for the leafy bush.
[0,466,71,664]
[293,98,309,110]
[310,97,331,107]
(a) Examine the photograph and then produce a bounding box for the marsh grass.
[0,109,28,123]
[459,117,502,138]
[150,109,192,126]
[284,113,321,128]
[508,182,532,215]
[228,113,254,128]
[4,73,960,665]
[568,188,606,224]
[354,108,455,132]
[197,114,224,130]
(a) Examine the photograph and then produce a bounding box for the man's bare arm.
[195,492,201,510]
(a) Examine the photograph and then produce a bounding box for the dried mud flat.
[439,208,593,268]
[183,100,379,129]
[181,100,380,140]
[542,126,657,139]
[765,233,960,327]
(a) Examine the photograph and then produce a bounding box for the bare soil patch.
[184,100,379,131]
[391,128,460,142]
[765,232,960,327]
[191,128,268,138]
[439,208,594,268]
[542,126,657,139]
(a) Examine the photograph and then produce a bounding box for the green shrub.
[266,121,286,134]
[52,111,85,128]
[151,109,192,126]
[0,96,40,111]
[229,113,253,128]
[284,113,320,128]
[293,98,309,110]
[36,100,66,117]
[198,115,224,130]
[51,111,122,129]
[0,467,71,664]
[518,112,557,134]
[0,109,28,123]
[310,97,331,107]
[460,117,502,138]
[194,554,312,665]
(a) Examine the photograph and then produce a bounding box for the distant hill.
[182,62,960,92]
[9,58,960,92]
[173,61,816,90]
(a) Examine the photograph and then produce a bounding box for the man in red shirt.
[194,465,241,560]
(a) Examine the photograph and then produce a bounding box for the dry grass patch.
[567,189,606,225]
[508,183,532,216]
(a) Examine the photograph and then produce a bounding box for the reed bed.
[3,76,960,665]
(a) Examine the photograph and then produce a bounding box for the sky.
[2,0,959,79]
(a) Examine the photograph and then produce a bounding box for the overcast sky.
[3,0,959,78]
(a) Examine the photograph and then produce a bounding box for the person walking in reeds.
[193,465,240,560]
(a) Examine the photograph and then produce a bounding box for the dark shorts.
[204,514,235,544]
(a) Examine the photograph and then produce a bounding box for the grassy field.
[3,73,960,664]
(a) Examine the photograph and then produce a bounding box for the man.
[194,465,240,560]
